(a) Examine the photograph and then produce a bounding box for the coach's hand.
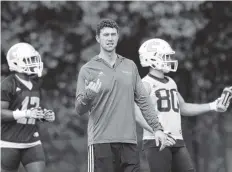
[85,79,102,93]
[85,79,102,99]
[154,130,167,151]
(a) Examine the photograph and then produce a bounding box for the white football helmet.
[6,42,43,77]
[138,38,178,73]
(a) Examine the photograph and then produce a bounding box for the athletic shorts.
[143,139,195,172]
[1,144,45,171]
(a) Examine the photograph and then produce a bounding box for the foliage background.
[1,1,232,172]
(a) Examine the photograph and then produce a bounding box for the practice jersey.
[142,74,183,141]
[1,74,42,148]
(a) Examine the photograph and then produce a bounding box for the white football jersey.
[142,74,183,140]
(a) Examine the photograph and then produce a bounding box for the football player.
[1,42,55,172]
[134,38,232,172]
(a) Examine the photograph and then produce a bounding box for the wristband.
[209,102,216,111]
[12,110,27,120]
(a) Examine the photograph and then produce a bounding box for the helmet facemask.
[146,52,178,73]
[21,53,43,77]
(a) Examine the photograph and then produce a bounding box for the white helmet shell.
[6,42,43,77]
[139,38,178,73]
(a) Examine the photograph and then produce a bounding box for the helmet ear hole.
[151,64,156,69]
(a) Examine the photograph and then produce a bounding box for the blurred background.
[1,1,232,172]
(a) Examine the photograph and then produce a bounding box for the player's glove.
[43,109,55,122]
[25,107,45,119]
[209,98,226,112]
[209,87,232,112]
[220,86,232,108]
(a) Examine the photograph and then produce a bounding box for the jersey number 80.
[155,88,179,113]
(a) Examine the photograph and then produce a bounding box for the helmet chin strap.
[34,68,42,77]
[28,74,39,80]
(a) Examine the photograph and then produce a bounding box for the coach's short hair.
[96,18,119,36]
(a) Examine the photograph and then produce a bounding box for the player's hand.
[219,86,232,110]
[25,107,44,119]
[154,130,167,151]
[43,109,55,122]
[85,79,102,99]
[209,98,226,112]
[165,132,176,147]
[210,87,232,112]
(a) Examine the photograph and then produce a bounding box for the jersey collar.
[148,73,169,84]
[15,74,33,90]
[95,54,124,69]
